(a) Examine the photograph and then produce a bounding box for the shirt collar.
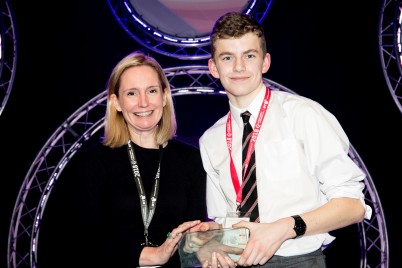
[229,84,267,128]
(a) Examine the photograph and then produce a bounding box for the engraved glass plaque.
[178,227,249,268]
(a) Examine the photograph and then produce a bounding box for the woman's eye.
[148,88,160,94]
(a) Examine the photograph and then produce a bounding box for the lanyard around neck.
[127,140,163,247]
[226,87,271,204]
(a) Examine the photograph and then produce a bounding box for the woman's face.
[111,65,167,136]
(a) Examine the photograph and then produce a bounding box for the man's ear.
[262,53,271,74]
[208,58,220,79]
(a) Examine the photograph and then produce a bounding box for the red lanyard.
[226,87,271,204]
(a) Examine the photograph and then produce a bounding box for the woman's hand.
[139,220,201,266]
[190,221,221,232]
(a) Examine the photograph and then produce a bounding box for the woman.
[75,51,208,267]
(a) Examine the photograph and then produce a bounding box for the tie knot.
[241,111,251,124]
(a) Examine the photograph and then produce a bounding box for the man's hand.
[233,220,290,266]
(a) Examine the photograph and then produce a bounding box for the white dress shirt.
[199,85,372,256]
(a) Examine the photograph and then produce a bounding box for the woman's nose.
[138,93,149,106]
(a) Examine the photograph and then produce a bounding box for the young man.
[199,12,372,267]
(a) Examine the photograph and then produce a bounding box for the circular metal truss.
[379,0,402,114]
[0,0,17,116]
[107,0,272,60]
[8,66,388,268]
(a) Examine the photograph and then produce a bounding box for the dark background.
[1,0,401,267]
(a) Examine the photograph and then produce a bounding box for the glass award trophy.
[178,227,249,268]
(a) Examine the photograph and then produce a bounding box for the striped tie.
[240,111,259,222]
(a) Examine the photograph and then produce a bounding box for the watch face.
[295,221,305,234]
[293,216,306,236]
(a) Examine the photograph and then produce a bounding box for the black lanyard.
[127,140,163,247]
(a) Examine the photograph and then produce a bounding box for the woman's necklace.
[127,140,163,247]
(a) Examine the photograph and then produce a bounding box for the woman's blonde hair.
[103,51,177,148]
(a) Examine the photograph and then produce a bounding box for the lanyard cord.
[226,87,271,205]
[127,140,163,246]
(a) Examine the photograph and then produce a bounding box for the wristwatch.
[291,215,306,238]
